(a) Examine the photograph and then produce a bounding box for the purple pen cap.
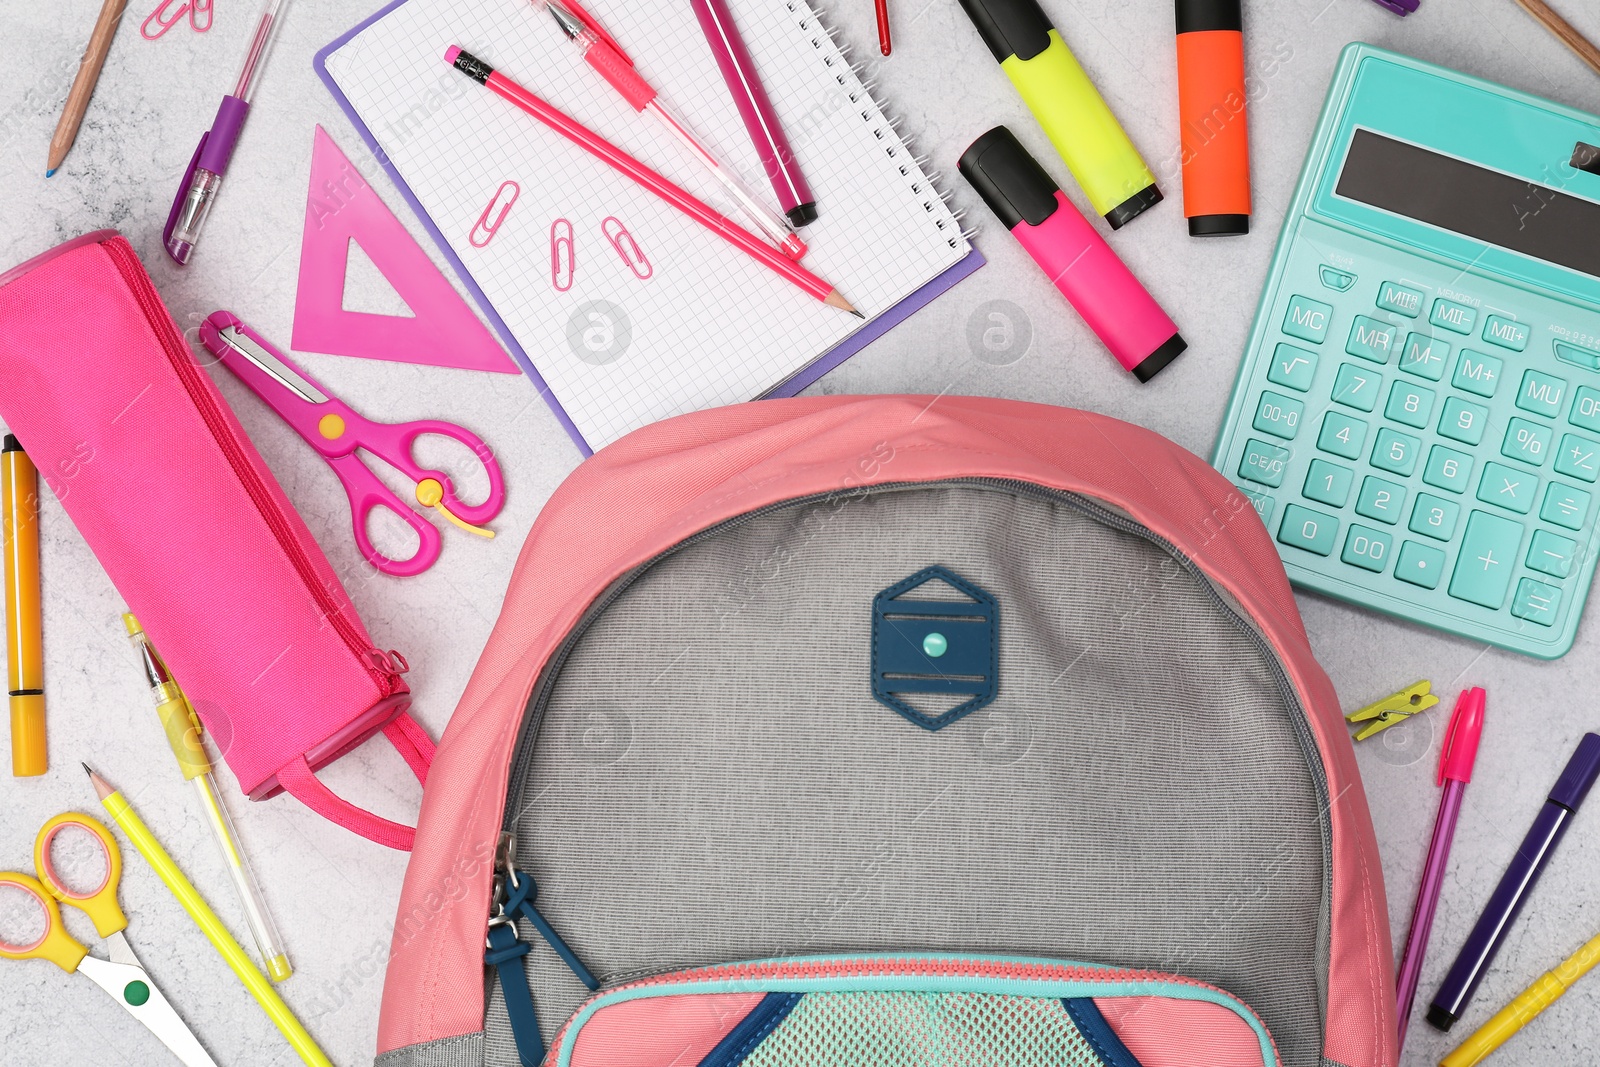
[1370,0,1420,13]
[1549,732,1600,810]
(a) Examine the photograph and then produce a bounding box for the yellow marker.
[86,765,332,1067]
[1441,929,1600,1067]
[4,435,46,776]
[125,614,293,983]
[957,0,1161,228]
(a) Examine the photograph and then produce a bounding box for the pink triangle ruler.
[292,125,517,374]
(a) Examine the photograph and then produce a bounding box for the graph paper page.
[324,0,969,448]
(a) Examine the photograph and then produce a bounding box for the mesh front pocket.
[736,991,1131,1067]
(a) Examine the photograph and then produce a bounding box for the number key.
[1440,396,1489,446]
[1501,417,1553,467]
[1332,363,1382,411]
[1356,476,1406,525]
[1303,459,1353,508]
[1318,411,1369,460]
[1341,525,1393,572]
[1386,381,1436,429]
[1372,427,1422,476]
[1408,493,1461,541]
[1278,504,1339,556]
[1423,445,1473,494]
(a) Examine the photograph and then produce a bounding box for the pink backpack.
[374,396,1397,1067]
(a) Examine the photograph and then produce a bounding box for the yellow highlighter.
[957,0,1161,228]
[1441,929,1600,1066]
[87,765,333,1067]
[4,435,46,776]
[125,614,292,983]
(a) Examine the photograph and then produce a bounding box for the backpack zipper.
[546,953,1281,1067]
[103,238,401,696]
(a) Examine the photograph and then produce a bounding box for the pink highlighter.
[960,126,1186,382]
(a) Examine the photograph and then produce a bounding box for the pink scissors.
[199,311,506,577]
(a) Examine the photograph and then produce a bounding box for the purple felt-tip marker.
[1428,731,1600,1031]
[690,0,817,227]
[165,0,291,265]
[1393,687,1485,1052]
[1369,0,1420,14]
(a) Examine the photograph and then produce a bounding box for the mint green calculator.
[1213,45,1600,657]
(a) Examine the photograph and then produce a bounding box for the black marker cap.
[958,126,1061,229]
[1134,333,1188,382]
[1189,213,1250,237]
[2,435,19,453]
[1175,0,1243,33]
[956,0,1054,62]
[787,202,819,227]
[1104,184,1164,230]
[1426,1005,1457,1032]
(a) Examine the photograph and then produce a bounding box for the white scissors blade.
[78,954,221,1067]
[217,325,330,405]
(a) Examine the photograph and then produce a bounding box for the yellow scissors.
[0,813,219,1066]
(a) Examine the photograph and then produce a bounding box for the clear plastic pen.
[124,614,293,983]
[537,0,807,260]
[165,0,291,264]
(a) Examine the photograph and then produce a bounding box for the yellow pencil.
[84,765,333,1067]
[1441,928,1600,1067]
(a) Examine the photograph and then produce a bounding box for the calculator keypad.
[1217,239,1600,658]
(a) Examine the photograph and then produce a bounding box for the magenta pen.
[164,0,291,265]
[959,126,1186,382]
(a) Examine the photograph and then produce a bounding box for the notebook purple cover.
[313,0,984,457]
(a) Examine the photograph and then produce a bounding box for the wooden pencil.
[47,0,130,176]
[1512,0,1600,78]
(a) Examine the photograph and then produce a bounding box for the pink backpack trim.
[376,396,1396,1067]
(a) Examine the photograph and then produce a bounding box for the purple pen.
[1393,687,1485,1052]
[1429,731,1600,1030]
[165,0,291,264]
[690,0,817,227]
[1369,0,1419,14]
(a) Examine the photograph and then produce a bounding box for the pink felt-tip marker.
[1394,686,1486,1051]
[959,126,1186,382]
[536,0,805,261]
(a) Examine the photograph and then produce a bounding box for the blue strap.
[505,870,600,991]
[696,992,803,1067]
[1062,998,1145,1067]
[485,921,544,1066]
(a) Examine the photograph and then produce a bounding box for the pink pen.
[537,0,805,261]
[959,127,1186,382]
[1394,686,1486,1051]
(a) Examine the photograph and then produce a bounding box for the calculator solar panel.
[1213,46,1600,658]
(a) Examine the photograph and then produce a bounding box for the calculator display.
[1335,129,1600,280]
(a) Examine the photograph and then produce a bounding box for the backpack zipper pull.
[486,833,544,1066]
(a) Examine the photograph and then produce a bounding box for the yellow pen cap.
[124,613,212,780]
[4,436,46,777]
[958,0,1161,227]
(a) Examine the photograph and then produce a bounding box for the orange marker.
[4,435,45,777]
[1175,0,1251,236]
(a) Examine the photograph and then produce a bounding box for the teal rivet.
[124,979,150,1006]
[922,632,948,658]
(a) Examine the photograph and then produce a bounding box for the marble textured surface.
[2,0,1599,1064]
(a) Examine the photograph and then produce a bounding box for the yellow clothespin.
[1345,680,1440,741]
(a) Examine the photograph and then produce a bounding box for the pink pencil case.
[0,231,431,850]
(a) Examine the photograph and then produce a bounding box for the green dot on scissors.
[922,632,948,658]
[123,980,150,1006]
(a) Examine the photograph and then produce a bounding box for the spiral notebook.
[317,0,982,453]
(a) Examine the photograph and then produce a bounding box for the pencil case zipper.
[103,238,402,697]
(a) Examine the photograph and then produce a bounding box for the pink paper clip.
[550,218,576,292]
[470,181,520,248]
[603,216,653,280]
[141,0,191,39]
[189,0,213,32]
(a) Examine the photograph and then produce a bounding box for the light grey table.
[1,0,1597,1064]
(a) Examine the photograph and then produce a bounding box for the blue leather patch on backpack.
[871,566,998,731]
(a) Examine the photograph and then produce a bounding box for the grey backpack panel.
[493,482,1331,1066]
